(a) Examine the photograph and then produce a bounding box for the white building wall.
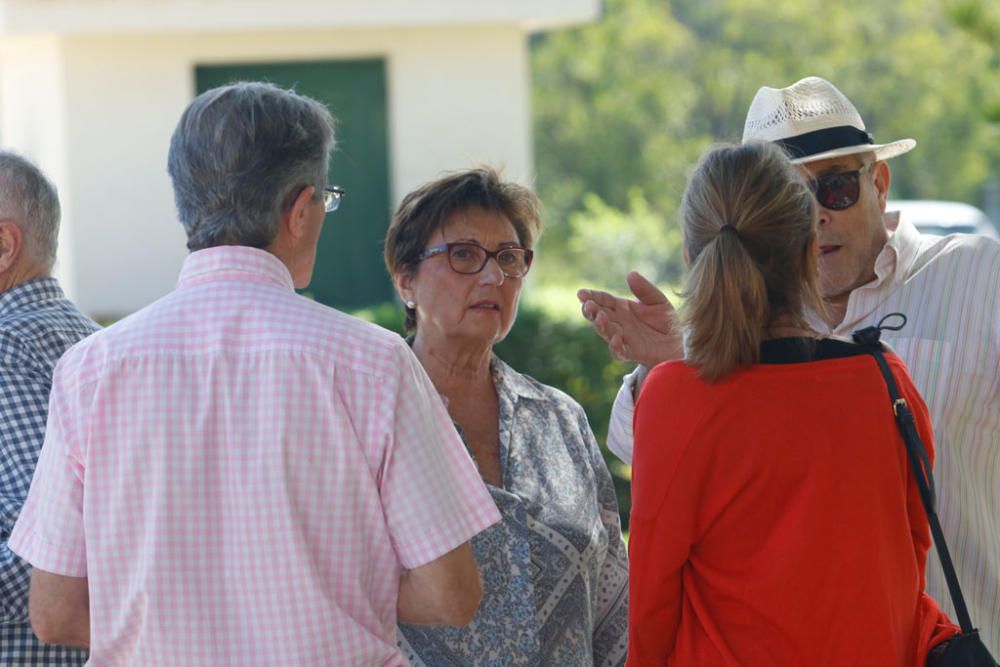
[0,0,598,34]
[386,28,533,200]
[0,36,80,299]
[0,25,534,318]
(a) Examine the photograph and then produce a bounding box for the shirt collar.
[176,246,295,291]
[0,277,66,317]
[872,210,923,285]
[806,210,926,335]
[492,356,546,402]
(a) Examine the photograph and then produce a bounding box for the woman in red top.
[626,141,956,666]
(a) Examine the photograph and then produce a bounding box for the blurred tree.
[945,0,1000,192]
[566,189,684,290]
[532,1,702,225]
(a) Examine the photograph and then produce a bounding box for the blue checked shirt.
[1,278,97,665]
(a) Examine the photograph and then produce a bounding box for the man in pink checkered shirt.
[9,82,500,665]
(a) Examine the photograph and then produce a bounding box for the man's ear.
[0,221,24,274]
[281,186,315,241]
[872,160,891,211]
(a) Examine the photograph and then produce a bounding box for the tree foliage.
[565,189,684,290]
[945,0,1000,124]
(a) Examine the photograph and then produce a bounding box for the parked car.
[888,199,1000,241]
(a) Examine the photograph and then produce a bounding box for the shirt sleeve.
[378,344,501,570]
[0,349,52,623]
[7,358,88,579]
[607,366,649,464]
[625,365,697,666]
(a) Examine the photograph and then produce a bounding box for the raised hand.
[577,271,683,368]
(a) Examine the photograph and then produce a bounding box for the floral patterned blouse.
[398,356,629,666]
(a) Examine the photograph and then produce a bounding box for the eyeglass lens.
[447,243,532,278]
[323,187,344,213]
[811,171,861,211]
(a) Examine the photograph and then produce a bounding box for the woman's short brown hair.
[384,166,542,331]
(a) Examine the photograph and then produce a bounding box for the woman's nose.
[478,256,506,285]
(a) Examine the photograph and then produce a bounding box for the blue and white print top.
[398,357,629,666]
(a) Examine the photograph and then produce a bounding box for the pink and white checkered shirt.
[10,246,500,666]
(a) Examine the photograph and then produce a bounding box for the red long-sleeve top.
[627,349,957,666]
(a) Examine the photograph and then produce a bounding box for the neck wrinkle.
[410,334,494,397]
[0,261,46,294]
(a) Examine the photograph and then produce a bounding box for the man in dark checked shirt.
[0,150,97,665]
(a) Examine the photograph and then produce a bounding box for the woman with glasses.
[384,167,628,666]
[625,142,957,665]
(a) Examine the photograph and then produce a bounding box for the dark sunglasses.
[808,163,871,211]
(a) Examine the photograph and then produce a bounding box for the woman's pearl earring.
[406,300,416,309]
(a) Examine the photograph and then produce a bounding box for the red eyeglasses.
[418,242,533,278]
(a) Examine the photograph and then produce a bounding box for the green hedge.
[353,301,635,529]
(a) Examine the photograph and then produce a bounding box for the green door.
[196,59,393,309]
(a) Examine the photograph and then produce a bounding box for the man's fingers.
[609,333,631,362]
[626,271,669,307]
[580,306,611,343]
[577,288,620,310]
[588,309,626,349]
[594,310,619,338]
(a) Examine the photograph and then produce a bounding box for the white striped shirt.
[608,213,1000,653]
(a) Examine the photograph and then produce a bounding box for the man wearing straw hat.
[579,76,1000,652]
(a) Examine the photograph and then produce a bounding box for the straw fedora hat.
[742,76,915,164]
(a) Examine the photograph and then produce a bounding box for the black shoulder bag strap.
[853,313,997,666]
[853,314,968,627]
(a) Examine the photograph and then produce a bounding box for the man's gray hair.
[168,81,336,251]
[0,150,60,272]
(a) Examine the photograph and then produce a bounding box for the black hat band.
[774,125,874,159]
